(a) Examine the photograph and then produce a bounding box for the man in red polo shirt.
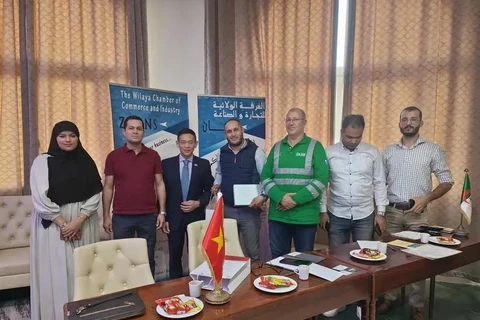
[102,115,167,277]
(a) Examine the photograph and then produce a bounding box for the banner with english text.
[109,83,189,160]
[109,83,189,281]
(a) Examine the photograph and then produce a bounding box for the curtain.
[128,0,149,87]
[205,0,335,149]
[0,0,148,195]
[31,0,131,177]
[349,0,480,281]
[0,0,23,195]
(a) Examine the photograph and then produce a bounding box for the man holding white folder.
[211,119,267,261]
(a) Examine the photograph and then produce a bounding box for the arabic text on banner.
[198,95,266,174]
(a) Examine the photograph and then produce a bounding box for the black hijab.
[42,121,103,228]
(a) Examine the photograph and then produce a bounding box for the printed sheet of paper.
[391,231,422,240]
[309,263,344,282]
[402,244,461,260]
[388,239,423,249]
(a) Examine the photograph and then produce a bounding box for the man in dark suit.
[161,128,214,279]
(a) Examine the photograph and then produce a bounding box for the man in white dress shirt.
[321,114,388,247]
[320,114,388,318]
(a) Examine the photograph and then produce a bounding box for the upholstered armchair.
[187,218,244,272]
[73,238,154,300]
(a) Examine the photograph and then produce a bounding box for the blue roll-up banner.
[198,95,266,174]
[109,83,189,160]
[198,94,270,261]
[109,83,189,281]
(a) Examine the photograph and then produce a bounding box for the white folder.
[233,184,262,206]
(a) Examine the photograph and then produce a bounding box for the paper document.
[192,259,246,278]
[357,241,381,249]
[233,184,261,206]
[284,252,325,264]
[190,256,250,294]
[430,225,454,233]
[333,265,349,271]
[402,244,461,260]
[388,240,423,249]
[309,263,344,282]
[266,256,297,271]
[392,231,422,240]
[266,257,343,282]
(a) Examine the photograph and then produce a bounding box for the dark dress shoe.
[376,298,394,314]
[411,307,424,320]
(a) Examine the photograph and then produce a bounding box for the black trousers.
[167,223,188,279]
[112,213,157,277]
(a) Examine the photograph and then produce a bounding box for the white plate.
[429,236,461,246]
[253,275,298,293]
[350,249,387,261]
[156,295,204,319]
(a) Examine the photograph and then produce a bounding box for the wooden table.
[320,234,480,320]
[64,256,371,320]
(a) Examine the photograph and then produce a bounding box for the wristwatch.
[377,211,385,216]
[160,211,167,216]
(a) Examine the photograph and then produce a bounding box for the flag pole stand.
[205,283,231,305]
[453,215,469,237]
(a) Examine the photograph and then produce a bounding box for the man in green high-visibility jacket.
[261,108,329,258]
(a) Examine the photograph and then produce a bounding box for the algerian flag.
[460,171,472,224]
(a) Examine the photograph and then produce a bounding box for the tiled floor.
[318,280,480,320]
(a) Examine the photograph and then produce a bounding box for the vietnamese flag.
[202,192,225,285]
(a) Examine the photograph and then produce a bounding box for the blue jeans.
[328,212,374,249]
[224,205,261,261]
[268,220,317,258]
[112,213,157,277]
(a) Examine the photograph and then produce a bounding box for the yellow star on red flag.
[211,228,224,253]
[202,192,226,286]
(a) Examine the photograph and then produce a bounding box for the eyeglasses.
[178,140,196,146]
[250,261,294,277]
[284,118,305,124]
[400,118,420,125]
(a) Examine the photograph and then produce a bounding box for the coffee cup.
[420,233,430,244]
[294,265,310,280]
[377,242,388,254]
[189,280,203,297]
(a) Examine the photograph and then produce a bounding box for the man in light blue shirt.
[211,119,266,261]
[320,114,388,247]
[320,114,388,318]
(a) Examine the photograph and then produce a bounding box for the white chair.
[73,238,154,300]
[187,218,244,271]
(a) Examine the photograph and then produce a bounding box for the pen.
[388,246,398,252]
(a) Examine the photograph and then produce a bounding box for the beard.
[400,125,420,137]
[344,143,360,152]
[228,135,244,147]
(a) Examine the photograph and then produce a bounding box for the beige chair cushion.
[0,247,29,277]
[187,218,245,272]
[73,238,154,300]
[0,196,33,250]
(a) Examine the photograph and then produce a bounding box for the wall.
[147,0,205,142]
[146,0,206,280]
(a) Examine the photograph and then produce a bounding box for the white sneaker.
[322,306,346,317]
